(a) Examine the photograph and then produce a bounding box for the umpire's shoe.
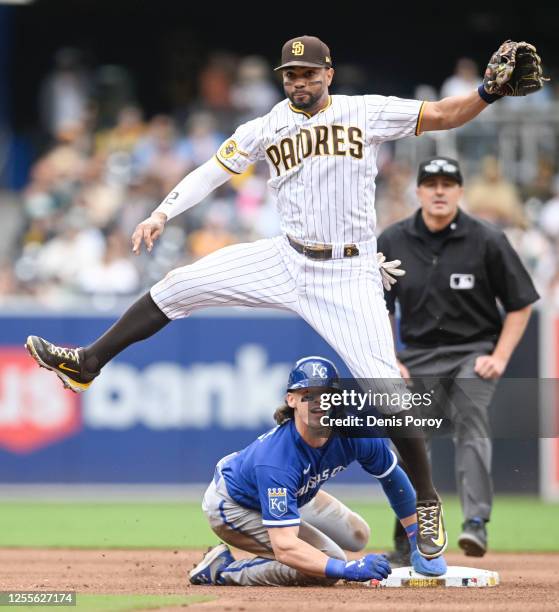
[416,500,447,558]
[458,518,487,557]
[385,535,411,568]
[189,544,235,585]
[25,336,98,393]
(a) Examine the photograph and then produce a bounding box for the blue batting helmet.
[286,356,341,391]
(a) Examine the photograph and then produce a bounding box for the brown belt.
[287,235,359,260]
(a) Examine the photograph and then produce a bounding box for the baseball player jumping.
[189,356,446,586]
[25,36,547,558]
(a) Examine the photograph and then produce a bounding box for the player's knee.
[345,513,371,552]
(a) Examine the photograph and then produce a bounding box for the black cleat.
[458,518,487,557]
[416,499,447,558]
[385,535,411,568]
[25,335,98,393]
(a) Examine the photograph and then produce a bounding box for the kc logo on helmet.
[311,363,327,378]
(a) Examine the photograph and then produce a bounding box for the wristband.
[405,523,418,551]
[325,558,346,579]
[477,84,502,104]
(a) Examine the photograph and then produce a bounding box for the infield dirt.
[0,549,557,611]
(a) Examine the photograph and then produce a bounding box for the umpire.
[378,157,539,561]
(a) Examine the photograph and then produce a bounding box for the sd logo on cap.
[275,36,333,71]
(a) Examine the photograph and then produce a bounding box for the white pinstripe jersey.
[215,95,424,244]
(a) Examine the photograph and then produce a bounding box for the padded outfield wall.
[0,309,543,492]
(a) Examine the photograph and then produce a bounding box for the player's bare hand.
[474,355,507,379]
[131,212,167,255]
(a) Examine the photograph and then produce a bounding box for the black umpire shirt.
[377,209,540,348]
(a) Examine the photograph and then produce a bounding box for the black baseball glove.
[483,40,549,97]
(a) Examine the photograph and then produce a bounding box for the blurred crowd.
[1,50,559,310]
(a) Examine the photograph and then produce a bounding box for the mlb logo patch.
[450,274,475,290]
[268,487,288,518]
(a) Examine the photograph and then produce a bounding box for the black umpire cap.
[274,36,333,71]
[417,157,463,186]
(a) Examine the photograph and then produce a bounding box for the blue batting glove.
[325,554,392,582]
[411,549,447,576]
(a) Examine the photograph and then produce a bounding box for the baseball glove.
[483,40,549,96]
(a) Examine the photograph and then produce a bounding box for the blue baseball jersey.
[220,419,396,527]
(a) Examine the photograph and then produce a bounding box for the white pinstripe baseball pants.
[151,235,404,407]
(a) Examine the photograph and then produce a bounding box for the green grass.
[14,594,213,611]
[1,497,557,552]
[0,503,213,549]
[351,496,559,552]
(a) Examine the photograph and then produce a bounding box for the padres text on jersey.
[215,95,423,244]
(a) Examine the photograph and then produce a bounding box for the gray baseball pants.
[202,474,370,586]
[398,340,497,521]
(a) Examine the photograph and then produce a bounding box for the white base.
[369,566,500,588]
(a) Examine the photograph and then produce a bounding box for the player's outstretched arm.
[420,92,487,133]
[268,526,390,582]
[131,157,232,255]
[268,526,331,577]
[420,39,548,134]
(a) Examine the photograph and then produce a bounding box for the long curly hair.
[273,401,294,425]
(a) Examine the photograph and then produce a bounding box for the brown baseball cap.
[274,36,333,71]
